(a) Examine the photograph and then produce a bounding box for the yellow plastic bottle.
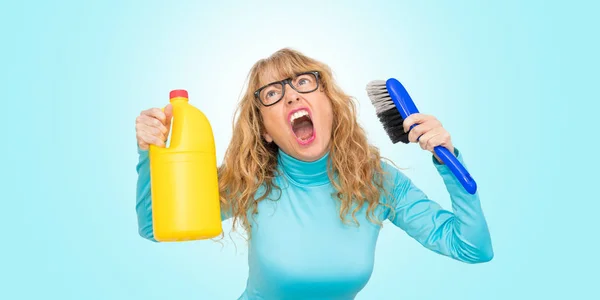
[148,89,222,242]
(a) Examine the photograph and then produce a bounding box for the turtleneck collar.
[277,148,331,186]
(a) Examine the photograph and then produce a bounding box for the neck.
[277,148,331,186]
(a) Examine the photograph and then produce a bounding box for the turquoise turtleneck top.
[135,147,493,299]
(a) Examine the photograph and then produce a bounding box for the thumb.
[164,104,173,125]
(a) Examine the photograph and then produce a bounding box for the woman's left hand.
[402,113,455,164]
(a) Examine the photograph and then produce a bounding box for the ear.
[263,132,273,143]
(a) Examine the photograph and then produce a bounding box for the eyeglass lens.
[259,73,317,105]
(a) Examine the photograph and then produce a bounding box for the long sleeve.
[135,147,157,242]
[384,148,493,263]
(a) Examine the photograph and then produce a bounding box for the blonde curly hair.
[218,48,393,238]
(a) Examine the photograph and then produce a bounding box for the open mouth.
[289,109,315,145]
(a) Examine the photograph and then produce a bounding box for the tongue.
[293,119,314,140]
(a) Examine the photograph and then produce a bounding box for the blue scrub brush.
[366,78,477,194]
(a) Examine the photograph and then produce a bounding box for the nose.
[284,84,300,105]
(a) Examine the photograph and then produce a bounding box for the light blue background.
[2,0,598,299]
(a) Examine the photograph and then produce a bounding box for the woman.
[134,48,493,299]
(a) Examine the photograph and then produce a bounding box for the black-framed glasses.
[254,71,320,106]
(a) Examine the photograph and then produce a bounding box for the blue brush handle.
[386,78,477,194]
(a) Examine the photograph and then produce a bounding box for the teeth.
[290,110,310,125]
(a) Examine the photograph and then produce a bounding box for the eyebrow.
[260,75,288,88]
[259,70,307,88]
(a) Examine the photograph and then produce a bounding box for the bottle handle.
[149,105,172,152]
[161,106,174,148]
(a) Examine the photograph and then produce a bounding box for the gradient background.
[2,0,598,299]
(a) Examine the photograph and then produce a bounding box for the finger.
[136,117,168,140]
[141,107,167,125]
[137,114,169,136]
[138,140,149,150]
[417,129,441,151]
[429,130,452,151]
[138,130,166,147]
[402,113,430,133]
[136,130,151,149]
[137,123,167,142]
[407,118,441,143]
[421,128,450,152]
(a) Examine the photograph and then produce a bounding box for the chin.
[291,137,330,162]
[296,149,325,162]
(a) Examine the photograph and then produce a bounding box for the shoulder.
[377,158,413,204]
[378,158,410,185]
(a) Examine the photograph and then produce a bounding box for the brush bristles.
[366,80,410,144]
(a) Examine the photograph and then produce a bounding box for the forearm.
[431,151,493,263]
[135,148,157,242]
[389,148,493,264]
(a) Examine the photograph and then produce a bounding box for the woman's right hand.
[136,104,173,150]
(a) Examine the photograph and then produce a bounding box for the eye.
[295,74,313,86]
[262,86,282,102]
[266,90,279,98]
